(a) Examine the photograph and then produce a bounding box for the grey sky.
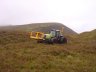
[0,0,96,33]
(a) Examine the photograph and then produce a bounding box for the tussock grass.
[0,30,96,72]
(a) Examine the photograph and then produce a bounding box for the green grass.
[0,30,96,72]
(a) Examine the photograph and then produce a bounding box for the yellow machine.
[30,32,44,40]
[30,27,67,44]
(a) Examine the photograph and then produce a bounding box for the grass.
[0,23,77,35]
[0,30,96,72]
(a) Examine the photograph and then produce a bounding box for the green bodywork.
[44,34,53,39]
[44,30,59,39]
[42,30,66,44]
[44,30,61,40]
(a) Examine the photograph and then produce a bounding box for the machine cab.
[50,29,62,37]
[56,30,61,37]
[50,29,56,37]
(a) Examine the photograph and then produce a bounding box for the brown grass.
[0,30,96,72]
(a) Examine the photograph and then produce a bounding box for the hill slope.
[79,29,96,40]
[0,22,77,35]
[0,29,96,72]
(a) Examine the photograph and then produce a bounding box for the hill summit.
[0,22,77,35]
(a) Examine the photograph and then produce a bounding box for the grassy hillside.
[0,22,77,35]
[0,29,96,72]
[79,29,96,40]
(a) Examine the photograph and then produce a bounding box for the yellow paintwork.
[30,32,44,40]
[29,27,64,40]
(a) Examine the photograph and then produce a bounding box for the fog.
[0,0,96,33]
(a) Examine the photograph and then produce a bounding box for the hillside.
[0,22,77,35]
[0,27,96,72]
[79,29,96,40]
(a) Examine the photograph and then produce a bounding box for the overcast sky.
[0,0,96,33]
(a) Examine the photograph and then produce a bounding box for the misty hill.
[0,22,77,35]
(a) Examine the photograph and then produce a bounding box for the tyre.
[49,38,54,44]
[59,37,67,44]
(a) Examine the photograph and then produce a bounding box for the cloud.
[0,0,96,33]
